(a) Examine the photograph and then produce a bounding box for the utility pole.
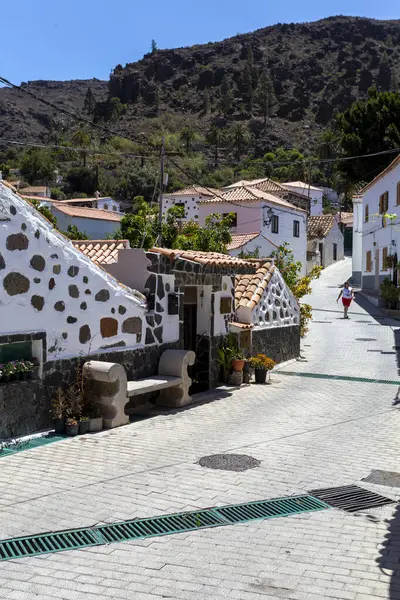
[158,136,165,247]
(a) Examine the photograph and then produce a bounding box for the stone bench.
[83,349,195,429]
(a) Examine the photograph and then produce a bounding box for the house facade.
[161,186,219,222]
[358,155,400,292]
[199,186,307,274]
[351,196,363,287]
[50,204,122,239]
[228,232,278,259]
[58,196,122,213]
[307,215,344,270]
[19,185,51,199]
[282,181,324,216]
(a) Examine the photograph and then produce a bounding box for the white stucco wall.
[352,197,363,284]
[0,183,147,360]
[229,235,278,260]
[199,200,262,234]
[213,276,235,336]
[161,194,201,221]
[361,161,400,291]
[157,273,180,344]
[284,184,324,216]
[97,198,121,213]
[51,208,121,239]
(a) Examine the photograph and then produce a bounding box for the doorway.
[318,242,324,267]
[333,243,337,261]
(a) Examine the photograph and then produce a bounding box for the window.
[271,215,279,234]
[112,206,117,212]
[103,203,108,210]
[223,212,237,228]
[379,191,389,214]
[397,182,400,206]
[293,220,300,237]
[366,250,372,272]
[365,204,369,223]
[382,247,388,271]
[333,243,337,261]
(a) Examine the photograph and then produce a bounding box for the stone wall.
[0,340,181,439]
[251,325,300,363]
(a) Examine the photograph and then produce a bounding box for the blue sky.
[2,0,399,83]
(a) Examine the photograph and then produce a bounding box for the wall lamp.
[263,207,274,227]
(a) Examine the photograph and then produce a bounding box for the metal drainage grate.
[362,470,400,488]
[0,495,327,562]
[309,485,395,512]
[0,434,65,458]
[278,372,400,385]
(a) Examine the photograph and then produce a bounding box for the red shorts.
[342,297,352,307]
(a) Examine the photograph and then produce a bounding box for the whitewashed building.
[199,186,307,274]
[357,155,400,292]
[307,215,344,270]
[281,181,324,216]
[161,186,219,222]
[50,204,122,239]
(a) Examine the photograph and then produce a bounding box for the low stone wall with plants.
[251,325,300,364]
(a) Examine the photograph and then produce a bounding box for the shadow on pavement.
[377,502,400,598]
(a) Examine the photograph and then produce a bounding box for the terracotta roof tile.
[282,181,324,192]
[235,261,275,309]
[227,232,260,250]
[339,212,353,226]
[307,215,336,238]
[72,239,129,264]
[149,247,257,271]
[52,204,122,222]
[226,177,309,200]
[229,322,253,330]
[59,197,114,205]
[165,186,219,197]
[200,185,305,212]
[20,185,48,194]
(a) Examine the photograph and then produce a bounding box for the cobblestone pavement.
[1,258,400,599]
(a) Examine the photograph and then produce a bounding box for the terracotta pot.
[79,420,90,434]
[231,359,245,372]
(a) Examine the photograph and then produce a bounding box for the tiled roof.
[149,247,256,270]
[72,240,129,265]
[235,261,275,310]
[20,186,48,194]
[164,186,219,197]
[227,232,279,251]
[51,204,122,222]
[282,181,323,192]
[229,322,254,330]
[200,186,305,212]
[339,212,353,226]
[308,215,336,238]
[227,232,260,250]
[60,197,114,205]
[226,178,309,200]
[359,154,400,193]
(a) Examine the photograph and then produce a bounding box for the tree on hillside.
[151,39,158,54]
[377,52,392,91]
[206,125,225,166]
[219,75,234,117]
[229,123,250,162]
[66,167,97,196]
[256,70,277,124]
[72,130,91,167]
[241,64,254,112]
[180,125,196,153]
[83,87,96,115]
[20,148,55,184]
[333,87,400,183]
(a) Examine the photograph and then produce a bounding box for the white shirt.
[342,286,353,299]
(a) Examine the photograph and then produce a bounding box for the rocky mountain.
[1,16,399,151]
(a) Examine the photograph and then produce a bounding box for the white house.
[224,177,311,214]
[161,186,219,222]
[228,232,278,258]
[351,195,363,287]
[60,196,122,213]
[199,185,307,274]
[50,204,122,239]
[307,215,344,270]
[19,185,51,199]
[357,154,400,293]
[281,181,324,216]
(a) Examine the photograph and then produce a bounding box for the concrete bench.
[83,349,195,429]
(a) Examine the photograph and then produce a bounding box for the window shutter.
[397,182,400,206]
[383,247,388,271]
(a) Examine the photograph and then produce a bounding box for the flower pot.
[54,418,65,434]
[65,423,79,437]
[231,359,245,372]
[89,417,103,432]
[1,375,10,383]
[242,361,251,384]
[254,368,267,384]
[79,420,90,435]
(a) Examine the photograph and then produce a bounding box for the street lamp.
[263,207,274,227]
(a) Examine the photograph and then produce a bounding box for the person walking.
[337,281,355,319]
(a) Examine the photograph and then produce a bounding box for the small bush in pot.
[79,416,90,434]
[88,403,103,432]
[231,350,245,372]
[249,354,276,384]
[65,418,79,436]
[51,389,68,434]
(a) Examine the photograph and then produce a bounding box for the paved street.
[1,257,400,600]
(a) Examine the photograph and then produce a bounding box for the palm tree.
[179,126,196,153]
[72,130,91,167]
[229,123,250,162]
[206,126,225,166]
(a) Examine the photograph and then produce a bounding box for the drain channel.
[0,495,327,561]
[309,485,395,512]
[278,372,400,385]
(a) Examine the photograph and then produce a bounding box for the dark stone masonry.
[251,325,300,363]
[95,289,110,302]
[6,233,29,251]
[3,272,30,296]
[30,255,46,271]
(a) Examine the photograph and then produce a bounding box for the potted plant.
[79,416,90,434]
[249,354,276,384]
[88,403,103,432]
[380,277,399,309]
[51,389,68,434]
[217,345,235,383]
[231,350,245,372]
[242,360,251,384]
[65,418,79,436]
[2,362,17,382]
